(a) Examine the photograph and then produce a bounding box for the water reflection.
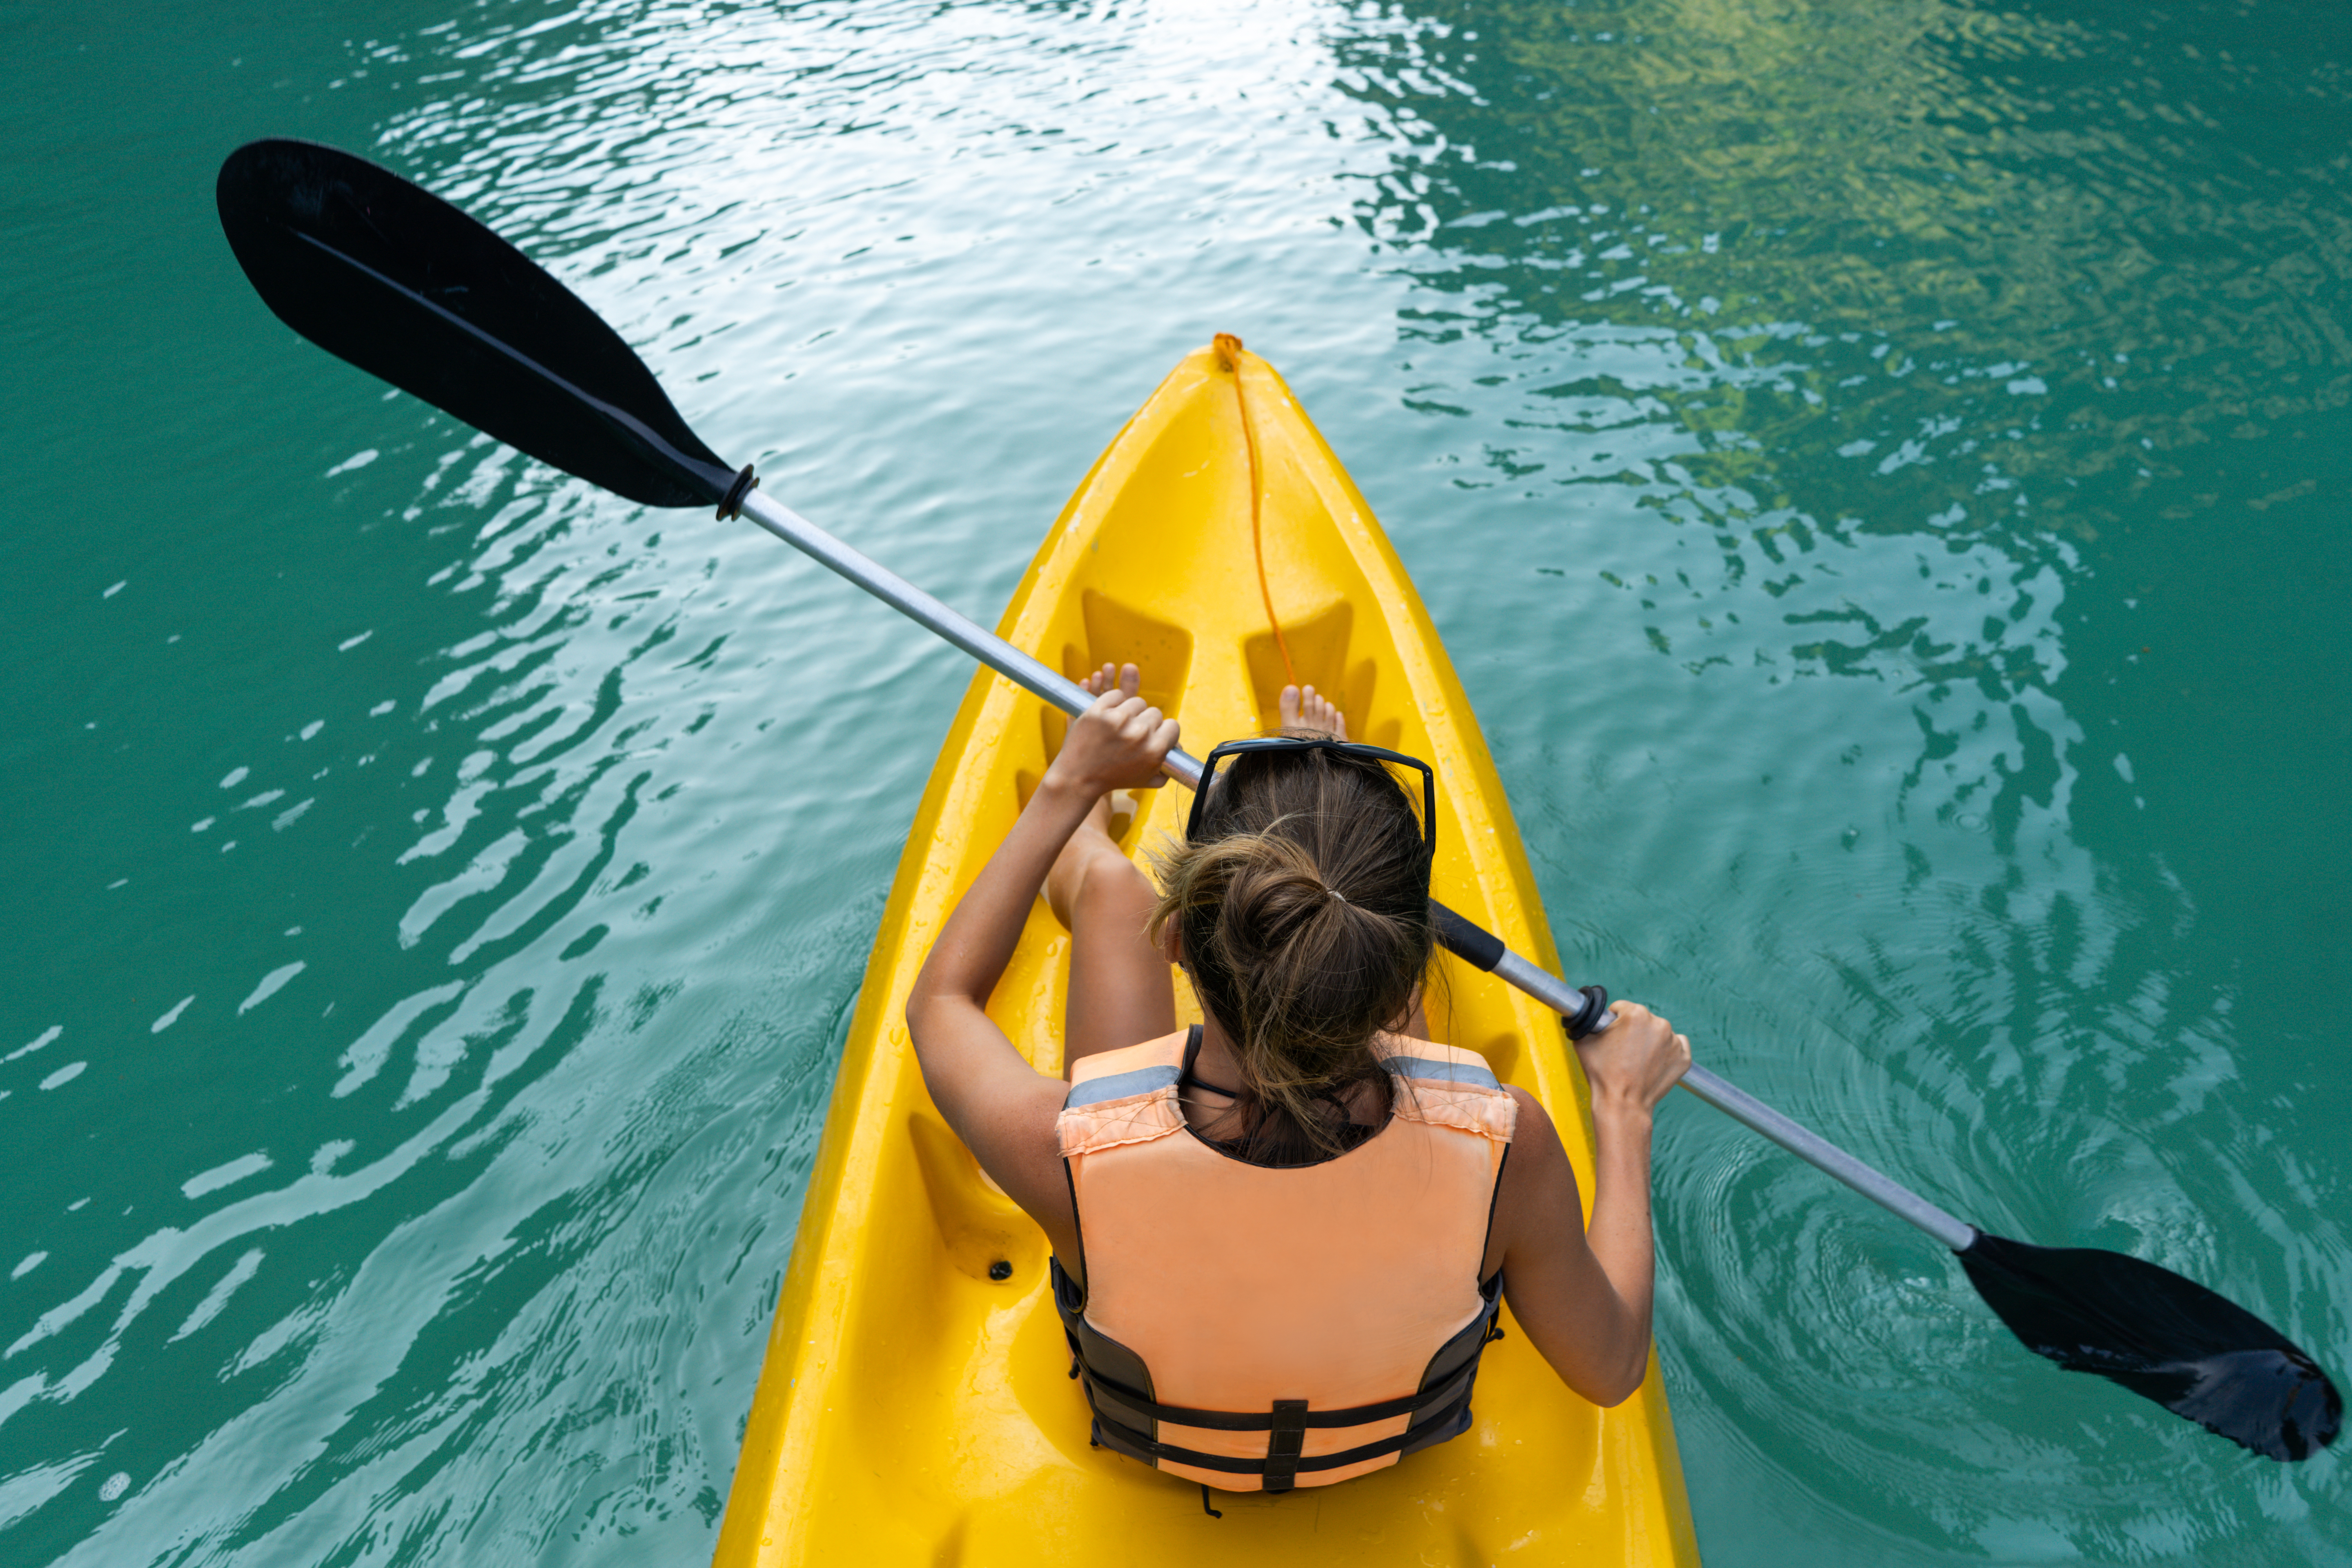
[1329,0,2350,1560]
[8,0,1382,1560]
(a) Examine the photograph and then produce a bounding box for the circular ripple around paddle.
[1650,1067,2338,1565]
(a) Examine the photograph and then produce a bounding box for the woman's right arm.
[1488,1002,1690,1407]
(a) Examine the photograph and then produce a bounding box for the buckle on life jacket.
[1265,1400,1308,1492]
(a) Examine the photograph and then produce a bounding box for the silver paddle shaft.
[1678,1069,1973,1249]
[738,488,1205,788]
[1482,946,1974,1249]
[735,485,1978,1254]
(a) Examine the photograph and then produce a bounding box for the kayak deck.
[713,345,1700,1565]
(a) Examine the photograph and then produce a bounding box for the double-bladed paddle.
[215,137,2340,1463]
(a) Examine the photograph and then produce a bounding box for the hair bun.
[1145,744,1435,1162]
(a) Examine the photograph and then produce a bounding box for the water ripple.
[4,0,2347,1563]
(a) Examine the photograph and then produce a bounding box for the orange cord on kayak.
[1214,332,1298,694]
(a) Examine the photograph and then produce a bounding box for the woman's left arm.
[905,678,1177,1237]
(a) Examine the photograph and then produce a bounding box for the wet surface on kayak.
[1,0,2344,1563]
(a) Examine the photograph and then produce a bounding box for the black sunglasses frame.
[1184,735,1438,854]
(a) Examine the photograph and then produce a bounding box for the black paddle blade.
[1959,1230,2340,1460]
[217,138,734,508]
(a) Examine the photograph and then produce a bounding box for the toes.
[1279,684,1350,738]
[1118,662,1142,699]
[1296,686,1346,740]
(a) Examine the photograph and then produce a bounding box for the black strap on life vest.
[1076,1350,1481,1430]
[1052,1258,1502,1494]
[1080,1356,1483,1490]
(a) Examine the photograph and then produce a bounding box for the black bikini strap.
[1178,1023,1244,1101]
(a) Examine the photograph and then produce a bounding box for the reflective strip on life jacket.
[1054,1028,1516,1493]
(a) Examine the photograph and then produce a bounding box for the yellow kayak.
[713,343,1702,1565]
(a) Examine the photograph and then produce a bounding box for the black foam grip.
[1428,900,1504,972]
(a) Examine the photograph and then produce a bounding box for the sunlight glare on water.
[1,0,2345,1563]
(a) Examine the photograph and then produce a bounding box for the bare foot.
[1046,662,1144,923]
[1278,683,1348,740]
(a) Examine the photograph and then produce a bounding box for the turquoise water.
[3,0,2346,1561]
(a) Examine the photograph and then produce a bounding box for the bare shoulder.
[1486,1084,1579,1273]
[1501,1083,1562,1154]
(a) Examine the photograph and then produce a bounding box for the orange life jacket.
[1052,1026,1517,1493]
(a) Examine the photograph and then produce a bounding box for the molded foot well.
[1243,600,1399,747]
[1042,588,1194,757]
[907,1112,1044,1283]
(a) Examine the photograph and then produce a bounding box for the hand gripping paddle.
[218,137,2340,1463]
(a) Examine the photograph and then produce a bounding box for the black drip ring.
[716,464,759,520]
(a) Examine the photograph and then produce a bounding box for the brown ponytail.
[1148,741,1434,1161]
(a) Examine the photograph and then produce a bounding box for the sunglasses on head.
[1185,735,1438,853]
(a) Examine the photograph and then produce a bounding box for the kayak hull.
[714,346,1700,1564]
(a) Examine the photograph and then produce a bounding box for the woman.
[906,664,1689,1498]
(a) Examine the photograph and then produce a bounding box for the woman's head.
[1148,739,1434,1155]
